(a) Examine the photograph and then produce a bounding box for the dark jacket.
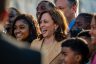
[0,32,41,64]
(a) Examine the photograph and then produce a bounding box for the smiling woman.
[31,8,68,64]
[11,14,38,46]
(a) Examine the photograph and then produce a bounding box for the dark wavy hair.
[11,14,38,43]
[54,0,77,8]
[38,8,68,42]
[61,38,89,64]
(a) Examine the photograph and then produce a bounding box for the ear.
[54,24,59,31]
[75,54,82,63]
[71,4,77,14]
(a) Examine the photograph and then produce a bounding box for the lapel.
[42,41,62,64]
[30,39,43,50]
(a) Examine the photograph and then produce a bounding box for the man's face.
[60,47,81,64]
[55,0,73,21]
[75,17,85,29]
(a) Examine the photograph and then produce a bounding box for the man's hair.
[36,1,55,11]
[68,0,77,7]
[54,0,77,7]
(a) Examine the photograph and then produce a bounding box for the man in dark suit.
[0,0,41,64]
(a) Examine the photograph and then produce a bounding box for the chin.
[42,34,47,38]
[17,38,22,41]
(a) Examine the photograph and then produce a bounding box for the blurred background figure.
[54,0,77,30]
[4,7,21,35]
[36,0,55,19]
[9,7,21,24]
[77,30,93,56]
[11,14,38,47]
[89,14,96,64]
[31,8,68,64]
[73,13,93,30]
[0,0,41,64]
[70,13,93,37]
[60,38,89,64]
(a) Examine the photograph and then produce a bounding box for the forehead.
[41,12,51,19]
[15,19,28,25]
[62,47,75,53]
[76,17,85,22]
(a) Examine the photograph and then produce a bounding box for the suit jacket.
[31,39,63,64]
[0,32,41,64]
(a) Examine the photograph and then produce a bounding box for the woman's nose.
[15,29,21,34]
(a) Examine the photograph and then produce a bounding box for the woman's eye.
[44,20,48,23]
[20,26,25,29]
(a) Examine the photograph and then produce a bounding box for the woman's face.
[90,17,96,45]
[60,47,81,64]
[39,12,58,38]
[14,19,29,41]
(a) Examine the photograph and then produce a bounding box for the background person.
[61,38,89,64]
[0,0,41,64]
[54,0,77,30]
[11,14,38,46]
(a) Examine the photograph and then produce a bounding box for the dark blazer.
[0,32,41,64]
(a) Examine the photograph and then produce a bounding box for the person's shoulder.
[0,32,27,47]
[31,38,41,45]
[22,48,41,60]
[0,32,41,64]
[30,38,43,50]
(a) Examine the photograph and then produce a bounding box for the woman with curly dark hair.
[11,14,38,45]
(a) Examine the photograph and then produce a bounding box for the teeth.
[16,33,22,37]
[41,29,47,34]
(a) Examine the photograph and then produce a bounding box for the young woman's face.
[60,47,81,64]
[14,19,29,41]
[90,17,96,45]
[39,12,58,38]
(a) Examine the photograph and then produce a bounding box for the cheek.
[48,25,56,33]
[64,55,76,64]
[23,28,30,36]
[92,30,96,36]
[94,30,96,36]
[90,30,96,37]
